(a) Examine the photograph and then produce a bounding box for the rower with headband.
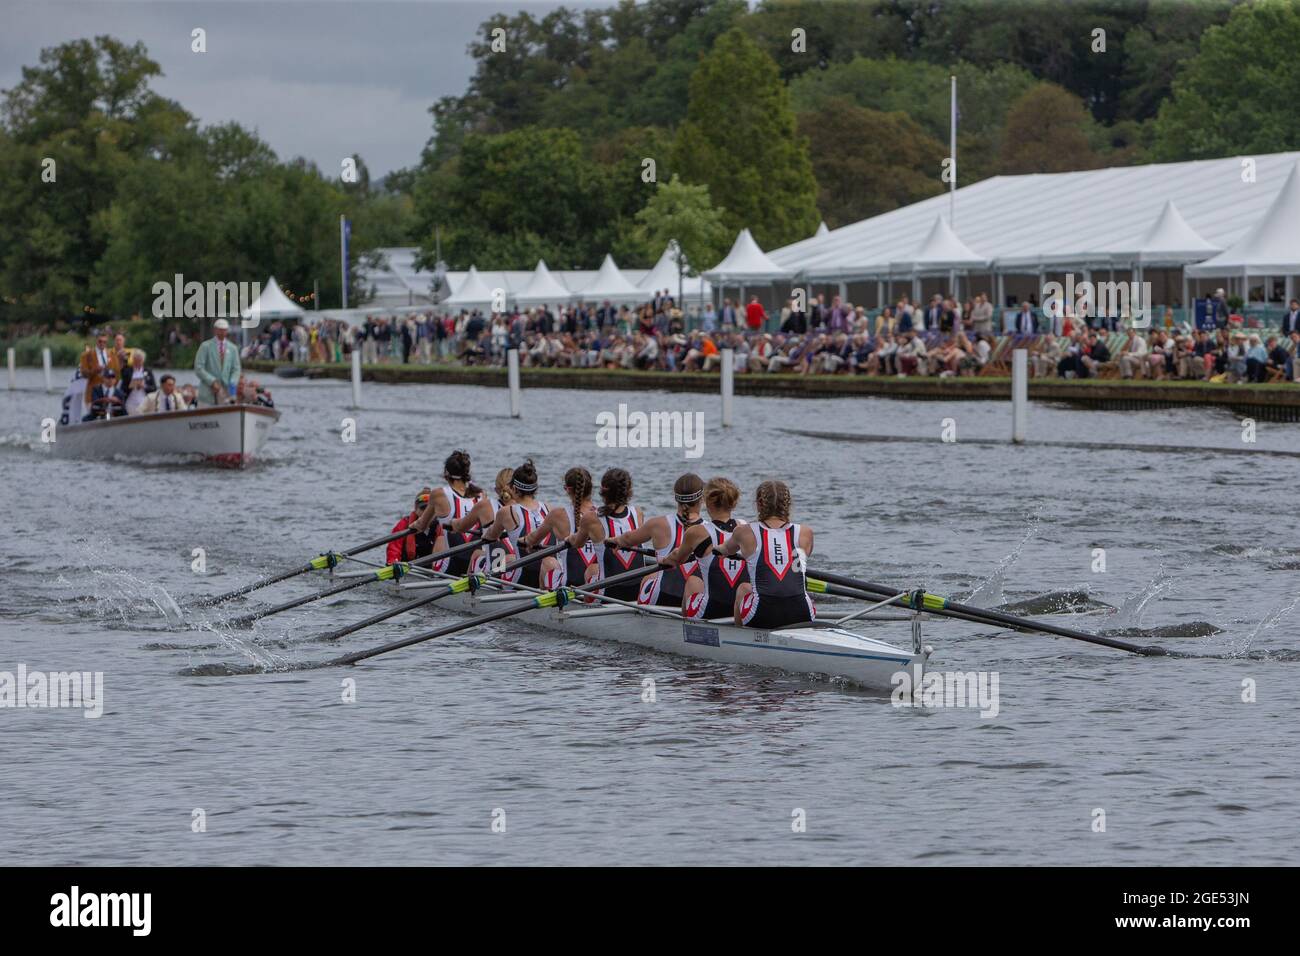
[606,473,706,610]
[476,459,555,590]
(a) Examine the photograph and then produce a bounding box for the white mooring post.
[507,348,521,418]
[1011,348,1028,444]
[720,348,734,428]
[6,348,14,390]
[350,348,362,409]
[42,347,53,392]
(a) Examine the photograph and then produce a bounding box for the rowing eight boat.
[384,565,930,690]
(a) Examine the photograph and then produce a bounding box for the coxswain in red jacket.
[388,492,438,563]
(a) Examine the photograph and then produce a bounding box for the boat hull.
[402,581,927,691]
[51,405,280,467]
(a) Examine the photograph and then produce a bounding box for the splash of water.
[962,508,1042,608]
[1105,566,1175,632]
[1229,596,1299,658]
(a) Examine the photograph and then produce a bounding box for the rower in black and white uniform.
[662,477,748,621]
[569,467,647,602]
[479,460,551,588]
[413,450,483,576]
[453,467,513,574]
[524,467,598,591]
[606,473,704,609]
[715,479,815,629]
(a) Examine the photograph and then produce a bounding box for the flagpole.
[950,74,957,227]
[340,214,349,310]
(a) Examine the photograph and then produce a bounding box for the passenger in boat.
[140,374,189,413]
[524,466,598,590]
[661,477,749,621]
[477,459,551,588]
[78,331,120,405]
[714,479,815,629]
[569,467,648,602]
[412,450,484,576]
[387,491,439,563]
[82,368,126,421]
[194,318,242,405]
[179,383,199,409]
[120,350,157,415]
[606,473,704,609]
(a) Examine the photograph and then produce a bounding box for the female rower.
[568,467,647,602]
[524,467,598,591]
[455,468,513,575]
[606,473,705,609]
[413,450,483,575]
[661,477,748,621]
[714,480,815,628]
[478,459,552,588]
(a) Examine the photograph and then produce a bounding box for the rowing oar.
[807,569,1171,657]
[190,527,423,608]
[197,530,488,613]
[294,539,573,645]
[324,560,665,668]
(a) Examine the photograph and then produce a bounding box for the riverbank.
[244,360,1300,420]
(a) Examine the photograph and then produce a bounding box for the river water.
[2,366,1297,865]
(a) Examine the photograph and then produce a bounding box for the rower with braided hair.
[568,467,648,602]
[606,472,705,609]
[713,479,815,629]
[661,477,749,621]
[524,466,598,590]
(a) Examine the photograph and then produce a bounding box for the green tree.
[413,126,615,270]
[798,100,946,227]
[998,83,1103,174]
[673,28,818,249]
[0,36,193,317]
[1153,0,1300,160]
[632,174,729,289]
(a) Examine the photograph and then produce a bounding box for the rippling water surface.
[2,367,1297,865]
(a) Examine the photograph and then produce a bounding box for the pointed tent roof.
[444,266,499,308]
[637,244,687,291]
[814,221,829,237]
[240,276,305,322]
[574,254,644,303]
[703,228,791,283]
[1187,161,1300,275]
[890,216,989,274]
[513,260,572,306]
[1105,199,1220,265]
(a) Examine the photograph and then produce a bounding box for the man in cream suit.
[194,318,241,404]
[141,374,189,413]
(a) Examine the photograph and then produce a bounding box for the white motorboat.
[51,404,280,467]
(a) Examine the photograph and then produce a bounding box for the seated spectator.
[83,369,126,421]
[120,349,157,414]
[141,374,189,413]
[1265,336,1290,381]
[1244,335,1268,383]
[896,331,927,376]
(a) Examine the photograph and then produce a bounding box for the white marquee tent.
[704,228,791,284]
[443,266,499,309]
[241,275,305,323]
[1187,161,1300,278]
[573,254,645,305]
[512,260,572,307]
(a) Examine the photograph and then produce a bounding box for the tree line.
[3,0,1297,325]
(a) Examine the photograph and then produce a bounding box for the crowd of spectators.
[238,289,1300,384]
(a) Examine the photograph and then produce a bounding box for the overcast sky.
[0,0,610,176]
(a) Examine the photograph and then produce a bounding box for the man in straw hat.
[194,318,241,404]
